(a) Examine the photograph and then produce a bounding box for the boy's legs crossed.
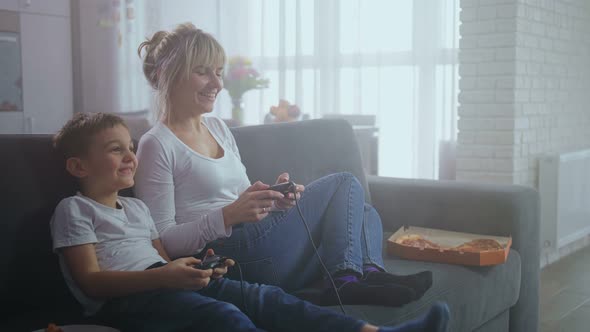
[95,287,263,332]
[204,278,364,332]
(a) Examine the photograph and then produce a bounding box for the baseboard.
[540,234,590,268]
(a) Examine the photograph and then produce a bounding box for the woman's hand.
[158,257,212,291]
[222,181,285,227]
[274,173,305,210]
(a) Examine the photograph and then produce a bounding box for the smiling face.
[148,26,227,120]
[78,124,137,194]
[170,65,224,115]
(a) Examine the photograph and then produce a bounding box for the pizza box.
[387,226,512,266]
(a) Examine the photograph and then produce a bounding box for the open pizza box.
[387,226,512,266]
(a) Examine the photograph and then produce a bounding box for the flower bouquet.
[223,56,269,124]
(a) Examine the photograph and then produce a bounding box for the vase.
[231,97,245,126]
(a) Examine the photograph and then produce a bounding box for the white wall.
[512,0,590,187]
[457,0,590,188]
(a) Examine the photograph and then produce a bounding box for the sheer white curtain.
[153,0,459,179]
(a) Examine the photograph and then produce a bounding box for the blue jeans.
[95,277,364,332]
[208,172,385,291]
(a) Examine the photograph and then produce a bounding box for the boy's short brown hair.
[53,112,128,158]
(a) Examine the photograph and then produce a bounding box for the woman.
[135,23,432,307]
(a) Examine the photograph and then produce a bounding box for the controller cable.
[235,260,246,313]
[290,186,347,315]
[228,184,346,317]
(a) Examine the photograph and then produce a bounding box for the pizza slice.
[451,238,504,252]
[395,234,442,249]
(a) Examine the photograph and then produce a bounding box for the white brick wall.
[514,0,590,187]
[457,0,590,187]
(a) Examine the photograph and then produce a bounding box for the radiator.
[539,149,590,252]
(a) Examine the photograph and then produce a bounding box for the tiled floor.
[540,245,590,331]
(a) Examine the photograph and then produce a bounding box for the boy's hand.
[203,249,235,279]
[211,258,235,279]
[160,257,212,290]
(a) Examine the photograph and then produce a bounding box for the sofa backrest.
[0,118,369,327]
[0,135,84,327]
[231,119,371,202]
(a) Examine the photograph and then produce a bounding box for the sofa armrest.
[368,175,539,238]
[368,175,539,332]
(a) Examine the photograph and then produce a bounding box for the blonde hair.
[137,23,226,121]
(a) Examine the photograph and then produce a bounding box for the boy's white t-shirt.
[135,116,251,258]
[50,193,167,316]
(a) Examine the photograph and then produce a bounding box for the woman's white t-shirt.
[135,116,251,258]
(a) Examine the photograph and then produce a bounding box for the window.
[157,0,460,179]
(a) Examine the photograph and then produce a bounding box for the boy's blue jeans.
[95,277,364,332]
[209,172,385,291]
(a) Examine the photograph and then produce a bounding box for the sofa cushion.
[328,233,521,331]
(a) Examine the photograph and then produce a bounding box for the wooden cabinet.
[0,9,22,133]
[0,0,19,11]
[20,11,72,133]
[0,112,24,133]
[18,0,70,16]
[0,0,72,134]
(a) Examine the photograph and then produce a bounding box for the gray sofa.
[0,118,539,331]
[232,119,540,332]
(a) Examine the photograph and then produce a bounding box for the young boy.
[50,112,450,332]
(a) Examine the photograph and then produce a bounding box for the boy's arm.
[152,238,171,262]
[61,244,211,299]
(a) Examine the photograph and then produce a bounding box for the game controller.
[194,254,228,270]
[268,181,296,195]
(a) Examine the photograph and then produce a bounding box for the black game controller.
[194,255,228,270]
[268,181,296,195]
